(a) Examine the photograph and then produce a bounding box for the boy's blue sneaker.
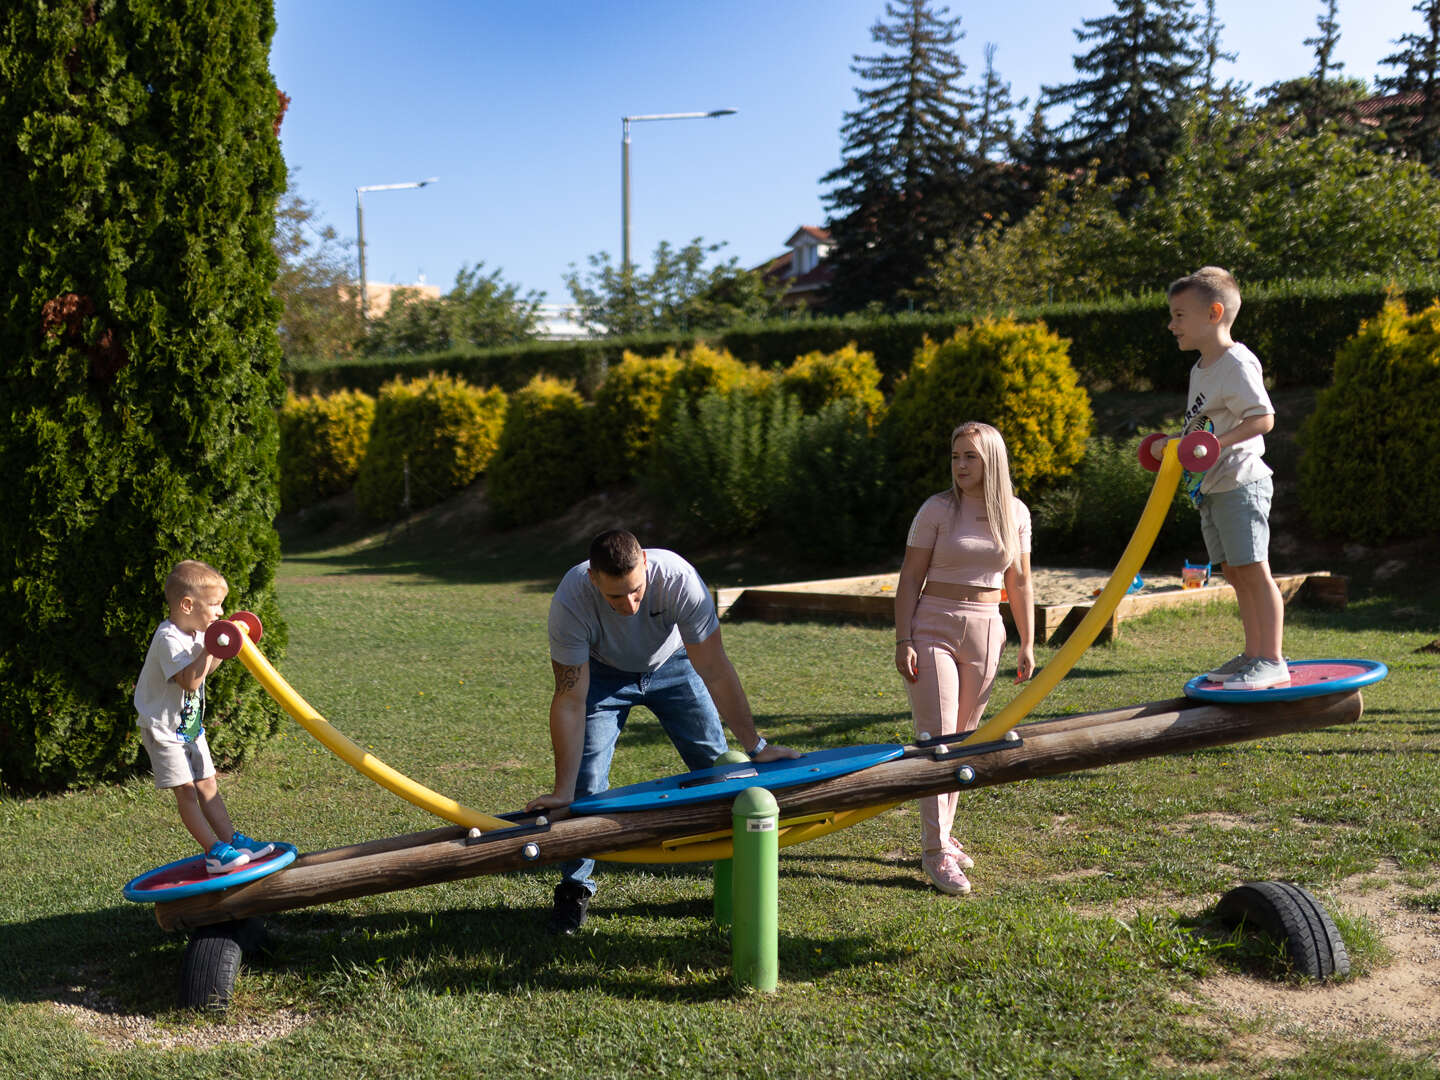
[205,841,252,875]
[230,832,276,860]
[1223,657,1291,690]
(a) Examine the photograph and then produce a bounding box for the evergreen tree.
[1040,0,1203,187]
[0,2,288,788]
[821,0,976,312]
[1377,0,1440,167]
[968,44,1034,228]
[1261,1,1369,132]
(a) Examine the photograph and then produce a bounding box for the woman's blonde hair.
[950,421,1019,569]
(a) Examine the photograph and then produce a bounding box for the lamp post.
[621,109,736,273]
[355,177,438,321]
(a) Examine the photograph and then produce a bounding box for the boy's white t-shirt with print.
[1182,342,1275,496]
[133,619,207,742]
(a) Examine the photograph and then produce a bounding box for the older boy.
[1152,267,1288,689]
[525,529,798,933]
[134,560,279,873]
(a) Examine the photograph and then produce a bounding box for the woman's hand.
[895,640,918,683]
[1014,644,1036,683]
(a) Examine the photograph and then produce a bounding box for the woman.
[894,421,1035,895]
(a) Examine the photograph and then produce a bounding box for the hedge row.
[284,276,1440,398]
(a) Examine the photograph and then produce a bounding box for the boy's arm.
[171,651,221,692]
[1217,412,1273,448]
[1148,411,1273,462]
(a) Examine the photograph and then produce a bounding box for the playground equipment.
[128,433,1379,1006]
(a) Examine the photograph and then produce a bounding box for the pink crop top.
[905,493,1031,589]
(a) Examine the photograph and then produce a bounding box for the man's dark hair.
[588,529,643,577]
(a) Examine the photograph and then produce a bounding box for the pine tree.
[1261,0,1369,133]
[821,0,976,312]
[0,2,288,788]
[1040,0,1203,187]
[1377,0,1440,167]
[969,44,1034,227]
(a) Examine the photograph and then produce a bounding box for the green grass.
[2,514,1439,1079]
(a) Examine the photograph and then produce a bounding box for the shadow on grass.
[0,882,907,1013]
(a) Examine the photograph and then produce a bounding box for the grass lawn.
[2,507,1438,1079]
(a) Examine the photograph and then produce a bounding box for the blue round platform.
[123,843,298,903]
[569,743,905,814]
[1182,659,1388,704]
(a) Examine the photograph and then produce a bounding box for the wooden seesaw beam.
[154,688,1362,931]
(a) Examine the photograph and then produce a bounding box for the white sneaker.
[1223,657,1291,690]
[1205,653,1252,682]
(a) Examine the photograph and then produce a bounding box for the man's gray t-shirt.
[548,548,720,673]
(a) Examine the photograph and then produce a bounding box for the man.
[526,529,797,933]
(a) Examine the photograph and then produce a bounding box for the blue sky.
[271,0,1423,304]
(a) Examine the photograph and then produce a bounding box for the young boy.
[1155,266,1288,690]
[134,560,278,873]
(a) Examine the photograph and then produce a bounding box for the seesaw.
[130,430,1381,1005]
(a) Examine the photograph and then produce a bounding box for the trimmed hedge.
[285,276,1440,399]
[354,374,506,521]
[278,390,375,511]
[885,318,1093,507]
[779,343,885,423]
[486,375,593,528]
[0,2,288,789]
[1299,296,1440,541]
[590,350,682,486]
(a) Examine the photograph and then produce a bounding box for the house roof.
[785,225,832,247]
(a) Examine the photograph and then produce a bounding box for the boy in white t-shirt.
[134,560,279,873]
[1151,267,1288,690]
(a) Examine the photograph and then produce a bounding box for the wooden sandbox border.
[714,571,1347,644]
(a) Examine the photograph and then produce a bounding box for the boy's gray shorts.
[1198,475,1272,567]
[139,724,216,789]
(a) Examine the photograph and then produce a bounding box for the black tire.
[232,917,270,962]
[1216,880,1350,980]
[179,924,244,1010]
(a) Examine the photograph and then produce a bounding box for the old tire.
[179,923,244,1010]
[1216,880,1350,980]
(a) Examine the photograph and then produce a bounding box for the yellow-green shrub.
[663,343,772,415]
[486,375,593,527]
[278,390,376,511]
[884,317,1092,506]
[354,374,507,521]
[779,343,885,424]
[591,350,683,485]
[1299,296,1440,540]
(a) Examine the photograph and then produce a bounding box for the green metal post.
[731,786,779,991]
[711,749,751,927]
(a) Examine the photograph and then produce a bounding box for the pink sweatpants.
[905,596,1006,856]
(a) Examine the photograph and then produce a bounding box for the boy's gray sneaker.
[1223,657,1291,690]
[1204,654,1253,681]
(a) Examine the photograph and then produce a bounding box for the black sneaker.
[546,881,591,935]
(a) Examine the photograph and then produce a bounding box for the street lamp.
[621,109,737,272]
[355,177,438,321]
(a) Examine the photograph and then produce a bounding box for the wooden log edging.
[155,690,1362,931]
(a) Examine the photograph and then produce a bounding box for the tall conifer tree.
[822,0,975,312]
[1040,0,1203,187]
[1378,0,1440,167]
[0,2,287,788]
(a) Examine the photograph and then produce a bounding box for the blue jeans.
[559,650,727,893]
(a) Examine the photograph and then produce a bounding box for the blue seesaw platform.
[123,843,298,903]
[1182,659,1388,704]
[569,743,905,814]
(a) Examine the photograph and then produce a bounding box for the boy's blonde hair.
[1168,266,1241,324]
[950,421,1021,571]
[164,560,228,609]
